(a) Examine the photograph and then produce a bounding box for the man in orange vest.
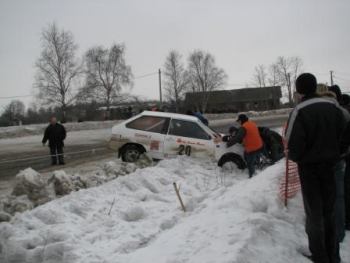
[226,114,263,177]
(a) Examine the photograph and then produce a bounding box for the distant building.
[184,86,282,113]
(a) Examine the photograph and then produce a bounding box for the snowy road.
[0,114,288,178]
[0,129,114,178]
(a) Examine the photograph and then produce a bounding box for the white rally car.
[109,111,247,169]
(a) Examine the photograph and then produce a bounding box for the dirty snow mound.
[0,158,349,263]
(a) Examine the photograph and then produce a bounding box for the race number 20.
[178,145,191,156]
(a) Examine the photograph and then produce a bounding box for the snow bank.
[0,155,153,220]
[0,120,122,139]
[0,158,349,263]
[0,109,292,139]
[205,108,292,120]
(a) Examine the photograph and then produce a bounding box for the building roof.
[185,86,282,103]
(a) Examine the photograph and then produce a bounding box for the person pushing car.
[225,114,263,177]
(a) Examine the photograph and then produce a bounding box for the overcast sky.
[0,0,349,110]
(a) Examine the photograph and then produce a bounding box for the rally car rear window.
[126,116,170,134]
[168,119,211,140]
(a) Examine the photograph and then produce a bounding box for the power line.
[134,72,158,79]
[0,94,33,100]
[0,147,107,165]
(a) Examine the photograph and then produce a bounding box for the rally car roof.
[141,111,200,122]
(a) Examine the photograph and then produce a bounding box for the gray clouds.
[0,0,349,109]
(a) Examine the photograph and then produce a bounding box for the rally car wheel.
[121,144,144,162]
[218,153,246,170]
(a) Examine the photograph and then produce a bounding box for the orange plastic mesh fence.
[279,126,301,206]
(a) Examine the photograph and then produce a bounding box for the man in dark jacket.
[42,117,66,165]
[327,85,350,242]
[341,116,350,231]
[339,93,350,231]
[286,73,345,263]
[258,127,284,163]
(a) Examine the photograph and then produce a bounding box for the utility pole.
[330,70,334,86]
[158,68,163,108]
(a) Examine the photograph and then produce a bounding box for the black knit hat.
[236,114,248,123]
[328,85,342,102]
[295,73,317,95]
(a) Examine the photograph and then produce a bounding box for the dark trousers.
[50,145,64,165]
[244,149,261,178]
[345,158,350,228]
[334,161,345,242]
[298,163,340,263]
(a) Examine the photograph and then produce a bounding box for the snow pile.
[48,171,75,196]
[205,108,292,120]
[0,156,152,221]
[2,195,34,217]
[11,168,53,206]
[0,158,349,263]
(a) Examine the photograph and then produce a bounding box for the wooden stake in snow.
[108,197,116,216]
[173,182,186,212]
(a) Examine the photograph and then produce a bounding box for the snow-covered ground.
[0,120,121,139]
[0,157,349,263]
[205,108,292,120]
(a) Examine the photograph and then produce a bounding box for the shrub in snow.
[48,171,74,196]
[11,168,52,206]
[2,195,34,215]
[102,161,120,178]
[136,153,153,168]
[122,206,146,222]
[0,211,11,222]
[118,162,137,176]
[83,172,107,187]
[70,174,87,190]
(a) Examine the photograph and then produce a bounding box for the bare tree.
[187,50,227,112]
[268,63,279,86]
[274,56,303,105]
[83,44,133,119]
[0,100,25,125]
[252,64,267,87]
[34,23,81,122]
[163,50,188,112]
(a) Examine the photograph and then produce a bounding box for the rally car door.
[164,118,215,159]
[125,115,170,159]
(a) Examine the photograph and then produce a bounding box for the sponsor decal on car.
[176,138,205,146]
[135,133,151,139]
[150,140,160,151]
